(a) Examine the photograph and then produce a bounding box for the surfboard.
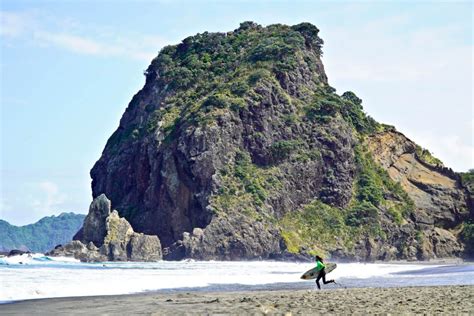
[300,262,337,280]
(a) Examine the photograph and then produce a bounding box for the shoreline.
[2,251,472,264]
[1,285,473,315]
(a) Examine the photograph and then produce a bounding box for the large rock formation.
[49,195,162,262]
[87,22,472,261]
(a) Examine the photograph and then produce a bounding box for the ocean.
[1,254,473,303]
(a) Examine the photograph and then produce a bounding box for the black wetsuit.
[315,268,335,290]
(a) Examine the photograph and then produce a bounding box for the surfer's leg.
[322,270,335,285]
[322,275,335,284]
[315,274,322,290]
[321,271,327,283]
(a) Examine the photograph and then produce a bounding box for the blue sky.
[1,1,472,225]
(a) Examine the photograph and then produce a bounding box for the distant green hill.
[0,213,85,253]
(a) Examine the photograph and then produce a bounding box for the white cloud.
[322,10,471,83]
[32,31,164,61]
[0,11,31,37]
[30,181,67,219]
[1,10,168,61]
[321,12,472,171]
[34,31,105,55]
[403,127,473,171]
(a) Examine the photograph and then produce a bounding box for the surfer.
[315,255,335,290]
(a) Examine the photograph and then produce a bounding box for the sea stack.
[48,195,162,262]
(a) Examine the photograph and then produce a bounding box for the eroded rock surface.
[367,131,469,259]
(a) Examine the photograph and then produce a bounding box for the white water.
[0,254,472,303]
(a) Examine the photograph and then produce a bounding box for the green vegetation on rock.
[279,200,349,256]
[277,143,417,257]
[461,222,474,256]
[350,144,415,227]
[415,145,443,166]
[304,89,380,134]
[270,140,303,162]
[211,150,281,218]
[140,23,325,136]
[459,169,474,257]
[460,169,474,194]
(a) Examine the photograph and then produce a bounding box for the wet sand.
[1,285,472,315]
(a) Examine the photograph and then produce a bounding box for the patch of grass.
[353,144,415,221]
[279,200,348,255]
[283,113,298,124]
[270,139,303,162]
[303,89,380,135]
[294,148,321,163]
[460,169,474,197]
[210,150,281,216]
[147,106,181,134]
[416,230,424,244]
[387,206,403,225]
[415,145,443,166]
[461,222,474,256]
[230,80,250,96]
[248,68,273,85]
[280,230,302,254]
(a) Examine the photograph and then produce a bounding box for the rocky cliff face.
[367,131,469,227]
[365,131,470,259]
[88,22,472,261]
[50,195,162,262]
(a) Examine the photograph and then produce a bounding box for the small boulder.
[128,234,162,261]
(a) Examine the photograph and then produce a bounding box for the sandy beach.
[1,285,472,315]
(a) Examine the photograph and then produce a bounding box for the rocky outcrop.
[366,131,470,259]
[76,194,111,247]
[86,22,472,261]
[48,195,162,262]
[47,240,105,262]
[163,216,281,260]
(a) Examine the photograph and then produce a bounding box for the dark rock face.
[164,216,281,260]
[74,194,111,247]
[88,22,472,261]
[49,195,162,262]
